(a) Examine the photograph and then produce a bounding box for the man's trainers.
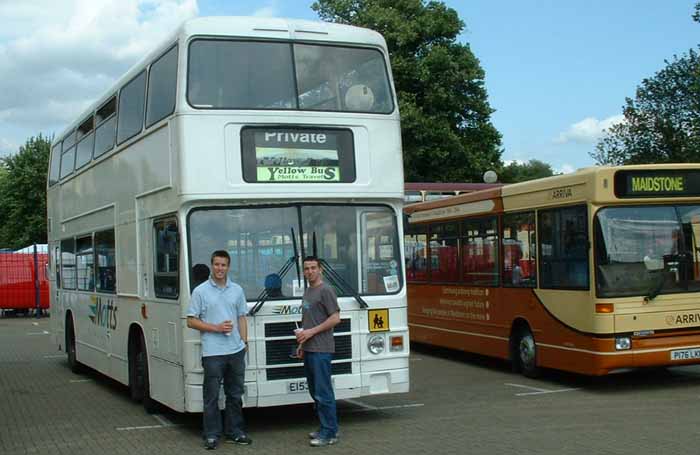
[226,434,253,445]
[310,437,338,447]
[204,438,217,450]
[309,431,339,440]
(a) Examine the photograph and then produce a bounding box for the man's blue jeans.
[303,351,338,439]
[202,350,246,439]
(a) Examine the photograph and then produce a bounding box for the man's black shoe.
[226,434,252,445]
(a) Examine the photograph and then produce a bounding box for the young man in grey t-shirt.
[295,256,340,446]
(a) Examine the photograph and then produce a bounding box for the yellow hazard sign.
[368,309,389,332]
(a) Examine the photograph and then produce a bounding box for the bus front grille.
[263,320,353,380]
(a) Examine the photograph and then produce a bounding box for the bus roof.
[406,163,700,220]
[53,16,389,144]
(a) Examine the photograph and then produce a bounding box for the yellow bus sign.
[368,309,389,332]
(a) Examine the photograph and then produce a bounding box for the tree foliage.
[499,159,555,183]
[0,135,51,249]
[312,0,503,181]
[593,6,700,165]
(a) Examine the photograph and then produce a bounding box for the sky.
[0,0,698,176]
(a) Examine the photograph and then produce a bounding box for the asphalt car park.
[3,316,700,455]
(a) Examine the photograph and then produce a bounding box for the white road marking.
[116,424,166,431]
[27,330,50,335]
[152,414,175,427]
[115,415,181,432]
[504,383,580,396]
[343,399,424,413]
[32,322,39,326]
[344,398,377,410]
[44,354,64,359]
[69,379,92,383]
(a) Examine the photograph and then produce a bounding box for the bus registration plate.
[288,380,308,393]
[670,348,700,361]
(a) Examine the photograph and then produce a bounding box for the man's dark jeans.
[304,351,338,439]
[202,349,246,439]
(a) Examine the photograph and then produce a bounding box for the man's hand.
[295,328,315,344]
[218,320,233,334]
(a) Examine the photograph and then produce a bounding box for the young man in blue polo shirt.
[187,250,252,450]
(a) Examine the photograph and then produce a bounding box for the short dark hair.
[211,250,231,265]
[302,255,321,267]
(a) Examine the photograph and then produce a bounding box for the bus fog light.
[390,335,403,352]
[368,335,385,355]
[615,337,631,350]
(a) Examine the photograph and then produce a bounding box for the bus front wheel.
[516,327,540,378]
[65,317,84,374]
[129,332,158,414]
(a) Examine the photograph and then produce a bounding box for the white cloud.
[503,159,527,166]
[253,6,279,17]
[554,115,624,144]
[0,137,17,157]
[0,0,198,137]
[556,164,576,174]
[251,1,280,17]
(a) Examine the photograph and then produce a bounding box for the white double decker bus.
[47,16,408,412]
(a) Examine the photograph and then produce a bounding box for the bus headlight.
[367,335,385,355]
[615,336,631,350]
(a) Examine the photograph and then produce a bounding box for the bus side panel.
[408,283,619,375]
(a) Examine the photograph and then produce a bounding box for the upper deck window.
[75,115,95,169]
[94,96,117,158]
[117,70,147,145]
[48,141,61,186]
[146,45,178,128]
[187,39,393,113]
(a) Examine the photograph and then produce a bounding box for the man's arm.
[187,316,231,334]
[295,311,340,344]
[238,315,248,344]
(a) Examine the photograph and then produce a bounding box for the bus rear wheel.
[129,332,158,414]
[516,327,540,378]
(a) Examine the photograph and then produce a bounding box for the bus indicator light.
[595,303,614,313]
[390,335,403,352]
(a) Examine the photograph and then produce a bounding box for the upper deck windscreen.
[187,40,393,113]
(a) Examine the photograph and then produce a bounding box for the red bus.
[0,249,49,315]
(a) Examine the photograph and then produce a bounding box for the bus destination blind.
[615,170,700,198]
[241,127,356,183]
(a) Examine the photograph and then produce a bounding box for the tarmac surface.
[3,315,700,454]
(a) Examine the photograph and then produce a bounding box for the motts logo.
[89,296,118,330]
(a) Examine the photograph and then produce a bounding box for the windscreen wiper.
[312,232,368,309]
[249,228,300,315]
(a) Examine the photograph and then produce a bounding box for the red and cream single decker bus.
[405,164,700,376]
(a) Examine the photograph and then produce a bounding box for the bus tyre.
[130,333,159,414]
[65,317,84,374]
[516,327,540,378]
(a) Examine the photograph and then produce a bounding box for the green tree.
[312,0,502,181]
[593,5,700,165]
[0,135,51,249]
[499,159,555,183]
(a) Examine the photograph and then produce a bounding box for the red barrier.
[0,252,49,311]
